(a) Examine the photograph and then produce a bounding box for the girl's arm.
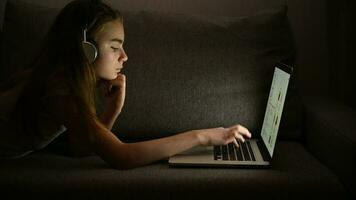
[47,95,251,170]
[89,119,249,170]
[98,108,119,130]
[91,121,201,169]
[96,74,125,130]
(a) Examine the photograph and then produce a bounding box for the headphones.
[81,0,100,63]
[82,26,98,63]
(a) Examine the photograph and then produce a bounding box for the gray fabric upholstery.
[116,8,300,141]
[303,95,356,198]
[0,142,347,199]
[0,0,354,199]
[0,0,302,141]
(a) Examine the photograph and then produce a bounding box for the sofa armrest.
[303,95,356,198]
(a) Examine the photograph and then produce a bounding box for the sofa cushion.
[0,0,301,143]
[304,96,356,197]
[116,8,299,141]
[0,142,346,199]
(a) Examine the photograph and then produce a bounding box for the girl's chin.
[110,74,119,80]
[98,75,116,81]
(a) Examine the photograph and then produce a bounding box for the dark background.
[288,0,355,110]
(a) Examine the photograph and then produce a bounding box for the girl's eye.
[111,47,119,51]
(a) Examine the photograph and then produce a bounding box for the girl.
[0,0,251,169]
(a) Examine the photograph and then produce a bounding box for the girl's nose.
[120,49,128,62]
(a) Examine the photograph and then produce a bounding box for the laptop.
[168,62,293,168]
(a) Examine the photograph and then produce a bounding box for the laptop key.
[246,141,256,161]
[228,143,236,160]
[222,145,229,160]
[241,141,251,161]
[234,144,243,161]
[214,146,222,160]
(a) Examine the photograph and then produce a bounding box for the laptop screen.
[260,65,291,157]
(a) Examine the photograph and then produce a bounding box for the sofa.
[0,0,355,199]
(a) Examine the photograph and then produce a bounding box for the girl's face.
[93,19,128,80]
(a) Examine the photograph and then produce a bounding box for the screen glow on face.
[261,67,290,157]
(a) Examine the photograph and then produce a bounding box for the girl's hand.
[196,124,252,147]
[98,73,126,114]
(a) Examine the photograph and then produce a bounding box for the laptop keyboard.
[214,141,256,161]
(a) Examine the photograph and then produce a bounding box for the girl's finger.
[233,138,239,148]
[110,74,125,87]
[234,133,245,143]
[229,124,251,138]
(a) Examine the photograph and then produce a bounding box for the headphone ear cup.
[82,41,98,63]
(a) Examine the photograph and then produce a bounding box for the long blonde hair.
[9,0,123,141]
